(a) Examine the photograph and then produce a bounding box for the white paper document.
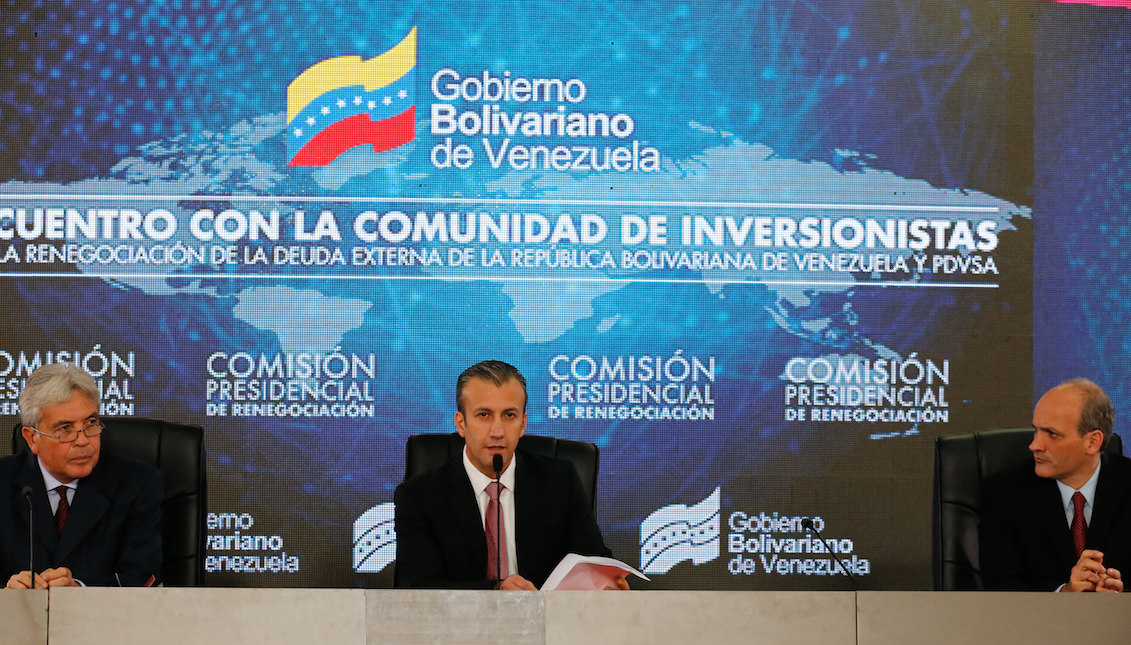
[540,553,650,590]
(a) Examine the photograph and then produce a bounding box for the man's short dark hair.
[1059,378,1114,447]
[456,360,527,413]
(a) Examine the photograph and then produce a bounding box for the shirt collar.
[463,448,517,494]
[36,456,79,492]
[1057,459,1101,511]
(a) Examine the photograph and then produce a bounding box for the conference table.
[3,588,1130,644]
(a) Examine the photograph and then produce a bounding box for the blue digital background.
[1034,3,1131,423]
[0,1,1042,589]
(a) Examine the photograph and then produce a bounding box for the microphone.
[21,486,34,590]
[801,518,858,589]
[492,454,503,584]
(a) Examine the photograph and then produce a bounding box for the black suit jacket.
[0,450,163,586]
[393,449,612,589]
[979,453,1131,591]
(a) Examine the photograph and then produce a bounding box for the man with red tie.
[394,360,625,590]
[1,362,162,589]
[980,379,1130,592]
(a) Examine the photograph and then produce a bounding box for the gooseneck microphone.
[21,486,34,590]
[801,518,858,589]
[492,453,503,585]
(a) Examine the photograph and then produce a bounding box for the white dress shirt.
[1056,460,1101,528]
[463,449,519,577]
[36,456,77,514]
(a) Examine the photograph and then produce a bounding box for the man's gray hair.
[456,360,527,413]
[19,362,100,427]
[1057,378,1114,447]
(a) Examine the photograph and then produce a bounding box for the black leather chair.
[932,427,1123,590]
[12,417,207,586]
[403,432,600,509]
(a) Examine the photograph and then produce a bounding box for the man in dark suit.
[394,360,624,590]
[2,362,162,589]
[980,378,1130,592]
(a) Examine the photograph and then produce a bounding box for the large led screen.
[1,0,1036,589]
[1034,2,1131,421]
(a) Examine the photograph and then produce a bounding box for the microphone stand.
[493,453,503,586]
[802,518,858,589]
[22,486,35,589]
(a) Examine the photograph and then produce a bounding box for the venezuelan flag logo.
[286,28,417,167]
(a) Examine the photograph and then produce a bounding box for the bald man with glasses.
[1,362,162,589]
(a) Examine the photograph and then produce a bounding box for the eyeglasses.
[30,419,105,443]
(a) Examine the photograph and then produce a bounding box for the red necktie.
[485,481,509,580]
[54,485,70,533]
[1071,491,1087,558]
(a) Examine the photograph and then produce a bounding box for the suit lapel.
[1088,455,1131,549]
[55,461,111,562]
[1029,474,1077,566]
[513,453,540,567]
[444,459,488,569]
[11,454,59,556]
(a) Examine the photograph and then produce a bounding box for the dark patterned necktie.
[54,485,70,533]
[1071,491,1087,558]
[485,481,509,580]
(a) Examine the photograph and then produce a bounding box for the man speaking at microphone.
[394,360,626,590]
[1,362,162,589]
